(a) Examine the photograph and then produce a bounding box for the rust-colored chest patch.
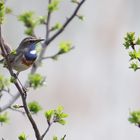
[21,57,35,67]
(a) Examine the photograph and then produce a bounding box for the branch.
[41,122,52,139]
[9,106,25,115]
[46,0,52,40]
[0,26,41,140]
[45,0,86,46]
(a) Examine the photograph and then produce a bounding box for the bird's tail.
[0,38,11,57]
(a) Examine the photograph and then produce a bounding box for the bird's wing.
[8,51,23,63]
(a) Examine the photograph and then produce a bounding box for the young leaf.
[129,62,140,71]
[53,136,58,140]
[28,101,42,114]
[45,109,54,123]
[0,112,9,124]
[5,7,12,14]
[0,0,5,24]
[50,22,62,31]
[58,41,73,54]
[128,110,140,126]
[48,0,61,12]
[18,133,27,140]
[28,73,45,89]
[0,75,9,91]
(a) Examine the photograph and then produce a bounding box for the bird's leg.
[13,72,27,98]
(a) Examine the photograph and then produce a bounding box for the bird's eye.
[29,40,33,43]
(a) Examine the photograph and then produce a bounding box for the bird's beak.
[35,38,44,43]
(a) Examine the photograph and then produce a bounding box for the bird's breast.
[24,50,37,61]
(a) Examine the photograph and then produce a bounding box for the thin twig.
[41,122,53,139]
[9,106,25,115]
[46,0,52,40]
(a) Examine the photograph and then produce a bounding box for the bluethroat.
[6,36,44,75]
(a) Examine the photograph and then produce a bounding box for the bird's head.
[18,36,44,51]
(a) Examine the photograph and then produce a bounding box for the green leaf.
[18,133,27,140]
[45,109,54,122]
[58,41,73,54]
[0,112,9,124]
[51,22,62,31]
[10,49,17,55]
[136,37,140,45]
[37,16,46,24]
[53,106,68,125]
[57,105,63,113]
[28,101,42,114]
[129,51,137,60]
[60,113,68,118]
[123,32,136,49]
[128,111,140,126]
[71,0,79,4]
[48,0,61,12]
[25,28,34,36]
[10,76,16,83]
[61,135,66,140]
[0,0,5,24]
[28,73,45,89]
[53,136,58,140]
[129,62,140,71]
[0,75,9,91]
[77,15,84,21]
[5,7,12,14]
[18,11,37,28]
[58,119,66,125]
[13,104,21,109]
[123,41,130,49]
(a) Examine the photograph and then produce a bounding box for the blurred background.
[1,0,140,139]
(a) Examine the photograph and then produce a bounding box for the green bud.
[45,109,54,123]
[71,0,79,4]
[5,7,12,14]
[28,73,45,89]
[0,112,9,124]
[51,22,62,31]
[11,49,17,55]
[77,15,84,21]
[18,133,27,140]
[129,62,140,71]
[48,0,61,12]
[136,37,140,45]
[13,104,21,109]
[128,110,140,127]
[25,28,34,36]
[58,41,73,54]
[0,75,9,90]
[0,0,5,24]
[10,76,16,83]
[28,101,42,114]
[38,16,46,24]
[53,136,58,140]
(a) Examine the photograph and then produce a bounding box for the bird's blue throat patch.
[24,44,37,61]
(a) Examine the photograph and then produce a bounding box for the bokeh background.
[1,0,140,139]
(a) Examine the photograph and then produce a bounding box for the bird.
[5,36,44,75]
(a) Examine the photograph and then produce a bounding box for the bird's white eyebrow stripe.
[30,50,36,54]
